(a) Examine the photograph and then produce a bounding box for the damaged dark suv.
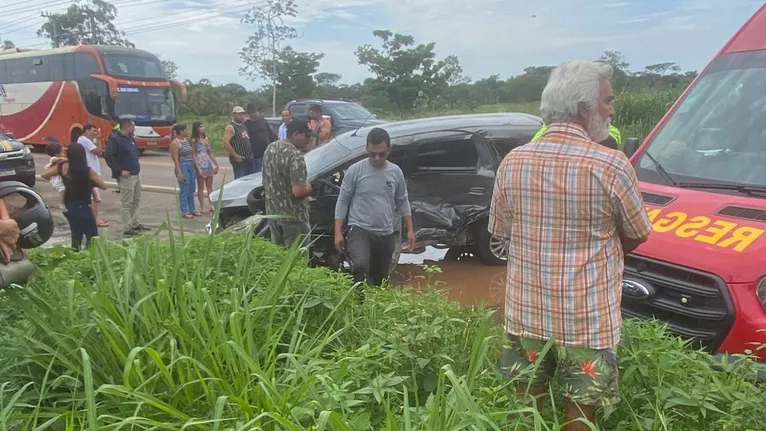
[208,113,541,269]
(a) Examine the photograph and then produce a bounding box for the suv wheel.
[477,223,507,266]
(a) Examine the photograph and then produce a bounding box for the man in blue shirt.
[334,127,416,292]
[105,118,147,237]
[278,109,292,140]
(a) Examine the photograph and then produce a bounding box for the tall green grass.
[0,229,764,430]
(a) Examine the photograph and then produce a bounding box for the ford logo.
[622,279,655,300]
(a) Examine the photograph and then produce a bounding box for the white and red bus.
[0,45,186,152]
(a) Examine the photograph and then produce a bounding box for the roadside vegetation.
[182,88,683,154]
[0,231,763,430]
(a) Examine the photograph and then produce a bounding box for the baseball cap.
[286,121,319,138]
[232,106,246,114]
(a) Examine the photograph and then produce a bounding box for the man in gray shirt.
[334,127,416,289]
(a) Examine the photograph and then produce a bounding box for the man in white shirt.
[77,124,108,227]
[278,109,292,140]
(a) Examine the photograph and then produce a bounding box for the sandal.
[183,214,194,219]
[97,220,109,227]
[192,211,203,217]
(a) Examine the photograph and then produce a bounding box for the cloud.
[0,0,763,90]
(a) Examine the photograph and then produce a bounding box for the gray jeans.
[268,219,310,249]
[345,225,395,286]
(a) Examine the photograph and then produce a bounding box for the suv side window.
[415,139,479,172]
[289,103,309,120]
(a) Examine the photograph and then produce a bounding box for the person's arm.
[333,165,357,239]
[92,132,103,155]
[289,152,311,199]
[268,120,278,143]
[223,124,241,160]
[611,157,653,255]
[318,121,332,141]
[488,162,512,239]
[0,199,19,262]
[104,136,119,172]
[89,168,107,190]
[190,138,200,172]
[41,161,60,180]
[393,168,415,250]
[169,140,183,181]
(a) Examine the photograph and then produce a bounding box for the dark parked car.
[208,113,541,270]
[265,99,388,137]
[0,131,36,187]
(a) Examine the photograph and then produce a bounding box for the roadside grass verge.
[0,230,762,430]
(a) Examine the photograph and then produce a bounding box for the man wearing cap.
[245,103,277,174]
[223,106,255,179]
[262,121,316,249]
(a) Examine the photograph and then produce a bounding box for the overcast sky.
[1,0,763,89]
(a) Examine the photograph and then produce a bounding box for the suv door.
[407,132,496,244]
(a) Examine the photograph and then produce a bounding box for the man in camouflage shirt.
[262,121,316,248]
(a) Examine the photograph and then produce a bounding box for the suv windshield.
[114,86,176,122]
[325,102,375,120]
[635,50,766,193]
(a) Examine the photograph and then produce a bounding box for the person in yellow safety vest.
[533,123,623,151]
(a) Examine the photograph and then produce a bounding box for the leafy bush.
[0,232,763,430]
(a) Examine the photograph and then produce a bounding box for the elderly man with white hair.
[489,60,652,430]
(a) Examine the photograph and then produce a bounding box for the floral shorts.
[499,333,620,406]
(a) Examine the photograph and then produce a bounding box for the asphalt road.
[32,150,236,192]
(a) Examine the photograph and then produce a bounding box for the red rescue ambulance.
[621,4,766,377]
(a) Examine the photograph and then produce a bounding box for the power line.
[9,0,251,44]
[19,2,264,49]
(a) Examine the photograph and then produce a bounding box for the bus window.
[77,78,110,118]
[102,54,164,79]
[74,52,100,79]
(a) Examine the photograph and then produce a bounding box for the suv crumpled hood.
[210,172,262,209]
[637,183,766,283]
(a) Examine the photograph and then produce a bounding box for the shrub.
[0,232,763,430]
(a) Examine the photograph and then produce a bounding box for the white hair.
[539,60,613,124]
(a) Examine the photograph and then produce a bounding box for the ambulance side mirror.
[624,137,640,158]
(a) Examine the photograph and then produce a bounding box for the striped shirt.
[489,122,652,349]
[228,121,253,159]
[177,139,194,162]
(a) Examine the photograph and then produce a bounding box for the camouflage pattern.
[499,333,620,406]
[262,140,309,223]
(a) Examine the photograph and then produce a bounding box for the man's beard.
[586,112,610,143]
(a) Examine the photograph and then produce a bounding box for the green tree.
[260,47,324,103]
[161,60,179,79]
[355,30,459,115]
[38,0,133,48]
[1,40,15,50]
[239,0,298,116]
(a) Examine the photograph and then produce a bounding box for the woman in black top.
[42,143,107,250]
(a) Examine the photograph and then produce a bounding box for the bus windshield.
[103,54,165,79]
[635,50,766,193]
[114,86,176,122]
